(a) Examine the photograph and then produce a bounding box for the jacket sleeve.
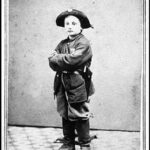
[48,42,61,71]
[49,41,92,71]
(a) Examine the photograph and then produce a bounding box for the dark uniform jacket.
[48,33,95,120]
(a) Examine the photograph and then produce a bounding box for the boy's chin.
[68,33,80,37]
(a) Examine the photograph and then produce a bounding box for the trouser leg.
[62,118,76,144]
[58,118,76,150]
[76,119,91,146]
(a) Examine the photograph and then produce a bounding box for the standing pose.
[48,9,95,150]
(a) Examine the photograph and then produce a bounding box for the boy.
[48,9,94,150]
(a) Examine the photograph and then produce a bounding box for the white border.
[1,0,5,149]
[145,0,149,149]
[1,0,149,150]
[2,0,9,150]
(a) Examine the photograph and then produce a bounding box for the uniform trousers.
[62,117,91,146]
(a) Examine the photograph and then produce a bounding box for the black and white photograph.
[1,0,149,150]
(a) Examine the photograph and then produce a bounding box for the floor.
[7,126,140,150]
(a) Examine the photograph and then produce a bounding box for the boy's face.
[64,15,82,37]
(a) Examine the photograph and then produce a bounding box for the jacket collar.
[67,33,83,42]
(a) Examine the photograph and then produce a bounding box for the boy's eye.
[65,22,77,26]
[72,22,76,25]
[66,22,69,25]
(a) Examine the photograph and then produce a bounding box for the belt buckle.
[74,71,79,75]
[62,70,79,74]
[62,71,68,74]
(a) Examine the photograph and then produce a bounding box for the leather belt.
[62,70,80,75]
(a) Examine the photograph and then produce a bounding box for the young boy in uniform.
[48,9,95,150]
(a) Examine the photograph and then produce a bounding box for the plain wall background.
[8,0,143,131]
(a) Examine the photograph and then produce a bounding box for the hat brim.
[56,9,92,29]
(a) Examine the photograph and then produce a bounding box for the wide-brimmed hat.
[56,9,93,29]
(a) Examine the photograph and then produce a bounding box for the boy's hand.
[48,51,57,60]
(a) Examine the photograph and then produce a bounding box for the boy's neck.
[68,33,81,40]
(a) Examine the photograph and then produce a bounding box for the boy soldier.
[48,9,95,150]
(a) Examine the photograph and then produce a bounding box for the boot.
[76,119,91,150]
[59,118,76,150]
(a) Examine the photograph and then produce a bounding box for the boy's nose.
[68,26,72,30]
[68,25,72,28]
